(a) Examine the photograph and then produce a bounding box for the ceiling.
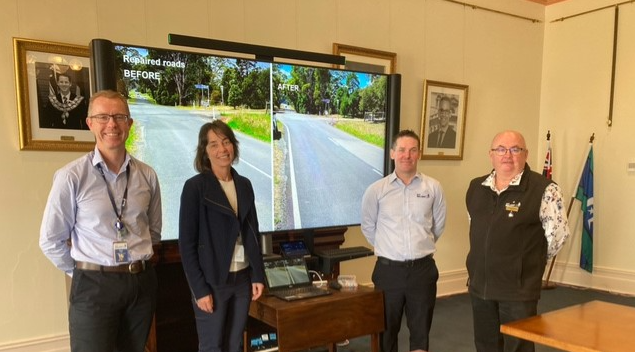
[525,0,568,5]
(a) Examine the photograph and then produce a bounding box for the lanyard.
[96,163,130,238]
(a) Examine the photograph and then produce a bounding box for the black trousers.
[470,294,538,352]
[192,268,252,352]
[69,267,158,352]
[372,256,438,352]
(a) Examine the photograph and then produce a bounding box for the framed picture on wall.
[13,37,94,151]
[332,43,396,74]
[420,80,469,160]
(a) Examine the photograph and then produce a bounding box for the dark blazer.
[427,127,457,149]
[179,169,265,300]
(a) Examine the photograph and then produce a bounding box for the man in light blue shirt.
[361,130,446,352]
[40,90,162,352]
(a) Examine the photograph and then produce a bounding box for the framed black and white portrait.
[13,37,94,151]
[420,80,468,160]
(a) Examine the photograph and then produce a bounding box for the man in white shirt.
[427,96,456,149]
[40,90,162,352]
[361,130,447,352]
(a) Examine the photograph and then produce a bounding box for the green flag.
[575,146,594,273]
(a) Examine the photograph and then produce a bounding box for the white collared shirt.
[361,172,446,261]
[39,148,162,274]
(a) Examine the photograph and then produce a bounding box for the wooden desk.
[500,300,635,352]
[148,228,348,352]
[247,285,384,352]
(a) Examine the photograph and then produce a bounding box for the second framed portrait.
[333,43,396,74]
[420,80,469,160]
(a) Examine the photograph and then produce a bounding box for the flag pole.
[543,133,594,289]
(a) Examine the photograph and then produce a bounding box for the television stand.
[314,246,374,278]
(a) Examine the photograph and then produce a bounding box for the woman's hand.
[196,294,214,313]
[252,283,265,301]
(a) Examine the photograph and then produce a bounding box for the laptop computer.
[279,240,311,258]
[263,257,331,302]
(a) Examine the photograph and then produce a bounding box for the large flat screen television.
[90,39,400,240]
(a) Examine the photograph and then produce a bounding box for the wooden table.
[500,300,635,352]
[246,285,384,352]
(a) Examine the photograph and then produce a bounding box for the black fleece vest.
[465,164,553,301]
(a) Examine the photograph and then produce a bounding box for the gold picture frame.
[420,80,469,160]
[13,37,94,151]
[333,43,396,74]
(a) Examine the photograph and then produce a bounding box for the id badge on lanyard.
[97,163,131,264]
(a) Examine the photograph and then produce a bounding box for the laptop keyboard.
[277,286,323,296]
[274,286,330,300]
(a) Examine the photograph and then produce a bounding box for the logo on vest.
[505,201,521,218]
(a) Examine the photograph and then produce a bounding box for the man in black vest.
[465,130,570,352]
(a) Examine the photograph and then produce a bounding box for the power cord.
[309,270,349,347]
[309,270,326,287]
[309,270,348,346]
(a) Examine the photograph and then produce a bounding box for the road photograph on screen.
[112,44,389,239]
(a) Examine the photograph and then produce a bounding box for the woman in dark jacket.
[179,120,265,352]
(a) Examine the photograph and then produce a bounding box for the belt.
[226,267,250,283]
[377,255,432,267]
[75,260,147,274]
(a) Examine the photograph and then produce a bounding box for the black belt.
[75,260,147,274]
[226,267,250,283]
[377,255,432,267]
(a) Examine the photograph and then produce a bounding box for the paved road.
[277,111,384,230]
[129,98,273,239]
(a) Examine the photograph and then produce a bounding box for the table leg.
[370,333,380,352]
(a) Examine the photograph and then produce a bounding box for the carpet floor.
[304,284,635,352]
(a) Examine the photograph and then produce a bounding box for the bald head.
[490,130,526,150]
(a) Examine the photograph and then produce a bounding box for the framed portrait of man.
[35,63,90,130]
[420,80,469,160]
[13,37,94,151]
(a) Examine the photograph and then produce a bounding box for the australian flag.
[542,141,552,180]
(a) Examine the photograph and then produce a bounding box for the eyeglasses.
[491,147,525,156]
[90,114,129,124]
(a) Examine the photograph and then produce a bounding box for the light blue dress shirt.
[361,172,446,261]
[40,148,162,275]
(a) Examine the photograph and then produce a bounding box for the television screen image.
[102,42,398,239]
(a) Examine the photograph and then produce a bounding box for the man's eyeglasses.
[491,147,525,156]
[90,114,129,124]
[438,109,451,117]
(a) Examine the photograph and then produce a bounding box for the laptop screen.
[264,257,312,290]
[279,240,310,258]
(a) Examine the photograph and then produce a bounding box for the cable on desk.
[308,270,326,287]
